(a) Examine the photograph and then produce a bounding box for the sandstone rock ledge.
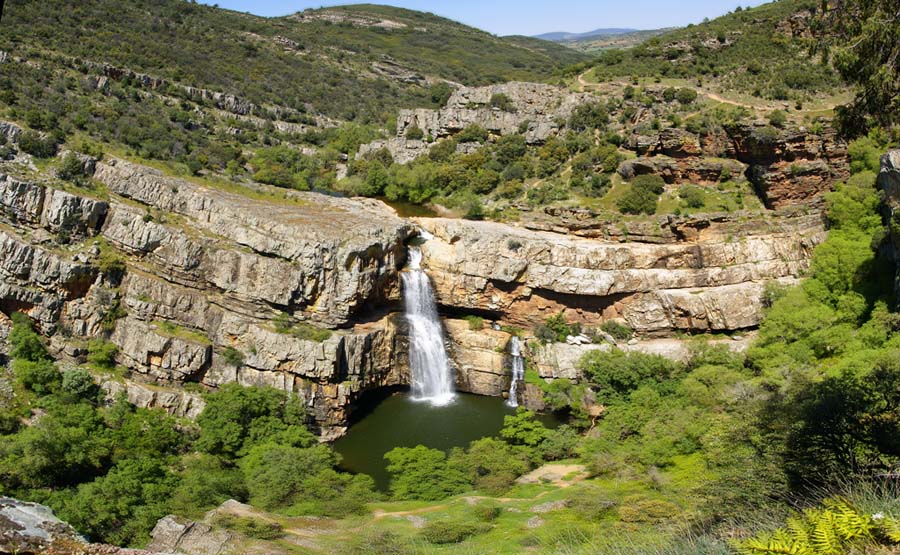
[415,216,822,333]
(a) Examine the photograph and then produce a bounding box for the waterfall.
[402,247,455,406]
[506,336,525,408]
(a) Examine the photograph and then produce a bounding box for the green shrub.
[12,359,61,395]
[472,503,502,522]
[61,370,98,399]
[675,88,698,105]
[538,312,574,343]
[405,124,424,140]
[457,124,489,144]
[212,514,283,540]
[768,110,788,128]
[679,185,705,209]
[384,445,469,501]
[57,153,86,181]
[568,102,609,132]
[8,312,49,362]
[87,339,119,369]
[464,315,484,331]
[222,346,244,367]
[489,93,515,112]
[616,185,658,215]
[421,521,486,544]
[17,131,57,158]
[600,320,633,341]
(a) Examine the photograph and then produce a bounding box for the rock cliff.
[359,82,594,163]
[0,134,841,434]
[414,214,823,333]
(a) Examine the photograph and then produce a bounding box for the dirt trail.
[372,504,449,520]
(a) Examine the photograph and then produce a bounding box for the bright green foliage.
[249,146,324,191]
[0,400,113,489]
[8,313,49,362]
[617,174,666,215]
[12,359,61,395]
[56,457,177,546]
[384,445,469,501]
[87,339,119,369]
[579,349,682,405]
[60,370,99,400]
[195,384,312,457]
[405,124,424,140]
[535,311,578,343]
[675,88,698,105]
[464,315,484,330]
[600,320,633,341]
[500,408,550,449]
[241,442,376,516]
[421,520,488,544]
[457,125,489,144]
[567,102,610,132]
[221,346,244,367]
[170,454,248,517]
[733,497,890,555]
[449,438,530,495]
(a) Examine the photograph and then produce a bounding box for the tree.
[8,312,49,362]
[384,445,469,501]
[675,88,698,105]
[813,0,900,134]
[195,384,311,458]
[568,102,609,132]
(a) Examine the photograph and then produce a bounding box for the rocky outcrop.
[618,155,746,185]
[359,82,594,163]
[0,497,168,555]
[415,216,823,333]
[94,159,411,327]
[0,175,108,235]
[0,497,84,554]
[148,515,232,555]
[623,124,849,208]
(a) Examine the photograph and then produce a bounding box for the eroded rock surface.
[359,82,594,163]
[415,215,822,333]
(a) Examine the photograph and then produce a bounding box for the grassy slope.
[1,1,587,122]
[581,0,842,102]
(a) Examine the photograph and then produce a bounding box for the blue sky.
[198,0,770,36]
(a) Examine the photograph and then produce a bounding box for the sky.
[198,0,771,36]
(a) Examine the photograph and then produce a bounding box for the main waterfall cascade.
[506,336,525,407]
[402,246,456,406]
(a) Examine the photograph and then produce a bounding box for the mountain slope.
[0,1,588,123]
[534,28,639,41]
[580,0,841,102]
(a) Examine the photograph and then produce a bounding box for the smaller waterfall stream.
[506,336,525,407]
[402,247,455,406]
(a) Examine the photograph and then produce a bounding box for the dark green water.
[377,197,438,218]
[333,392,558,490]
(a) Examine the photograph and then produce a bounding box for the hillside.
[0,0,587,123]
[561,28,674,53]
[578,0,842,103]
[534,28,639,42]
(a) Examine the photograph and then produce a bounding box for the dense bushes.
[617,174,666,215]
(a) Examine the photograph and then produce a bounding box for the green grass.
[152,320,212,345]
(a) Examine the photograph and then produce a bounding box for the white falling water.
[402,247,455,406]
[506,336,525,407]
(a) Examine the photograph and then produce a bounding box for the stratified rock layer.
[415,214,823,333]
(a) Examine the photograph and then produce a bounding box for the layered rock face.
[624,124,849,208]
[358,82,594,163]
[415,214,824,333]
[0,158,414,436]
